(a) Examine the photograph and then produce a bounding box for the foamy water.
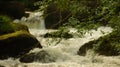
[1,26,119,67]
[3,11,120,67]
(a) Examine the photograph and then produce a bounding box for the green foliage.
[93,30,120,55]
[44,27,73,39]
[109,16,120,30]
[34,0,120,27]
[78,30,120,56]
[0,16,14,35]
[37,0,120,39]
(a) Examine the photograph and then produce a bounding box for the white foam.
[1,26,120,67]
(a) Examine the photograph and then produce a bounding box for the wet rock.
[0,65,4,67]
[77,40,95,56]
[0,31,42,59]
[12,23,29,32]
[78,31,120,56]
[0,16,42,59]
[0,16,29,35]
[20,50,55,63]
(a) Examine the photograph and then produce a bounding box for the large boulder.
[44,3,71,29]
[0,30,42,59]
[78,31,120,56]
[0,16,42,59]
[20,50,55,63]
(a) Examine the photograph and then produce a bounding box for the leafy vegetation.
[0,16,14,35]
[0,15,29,35]
[35,0,120,55]
[93,30,120,55]
[78,30,120,56]
[35,0,120,38]
[44,27,73,39]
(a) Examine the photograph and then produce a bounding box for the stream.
[0,12,120,67]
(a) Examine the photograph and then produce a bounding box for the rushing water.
[14,11,45,29]
[1,12,120,67]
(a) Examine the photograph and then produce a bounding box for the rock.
[77,40,95,56]
[20,50,55,63]
[44,3,71,29]
[0,16,42,59]
[78,31,120,56]
[0,1,25,19]
[0,31,42,59]
[0,65,4,67]
[0,22,29,35]
[12,23,29,32]
[0,15,29,35]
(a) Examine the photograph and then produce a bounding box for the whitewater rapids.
[0,26,120,67]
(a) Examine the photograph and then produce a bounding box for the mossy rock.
[0,22,29,35]
[12,23,29,32]
[0,31,42,59]
[0,16,29,35]
[78,31,120,56]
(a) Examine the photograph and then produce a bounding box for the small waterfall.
[14,11,45,29]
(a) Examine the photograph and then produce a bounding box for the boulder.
[44,3,71,29]
[0,22,29,35]
[0,31,42,59]
[78,31,120,56]
[12,23,29,32]
[0,65,4,67]
[20,50,55,63]
[0,16,42,59]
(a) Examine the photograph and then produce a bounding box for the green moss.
[11,23,29,32]
[0,16,15,35]
[0,15,29,35]
[0,30,29,40]
[0,30,41,58]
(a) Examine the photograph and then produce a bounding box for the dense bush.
[94,30,120,55]
[35,0,120,28]
[44,27,73,39]
[0,16,14,35]
[0,16,29,35]
[35,0,120,38]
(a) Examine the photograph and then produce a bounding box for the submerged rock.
[0,31,42,59]
[78,31,120,56]
[20,50,55,63]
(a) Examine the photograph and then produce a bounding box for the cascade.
[0,25,119,67]
[1,12,120,67]
[14,11,45,29]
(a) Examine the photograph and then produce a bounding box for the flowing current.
[0,12,120,67]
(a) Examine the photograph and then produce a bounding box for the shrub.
[44,27,73,39]
[0,16,14,35]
